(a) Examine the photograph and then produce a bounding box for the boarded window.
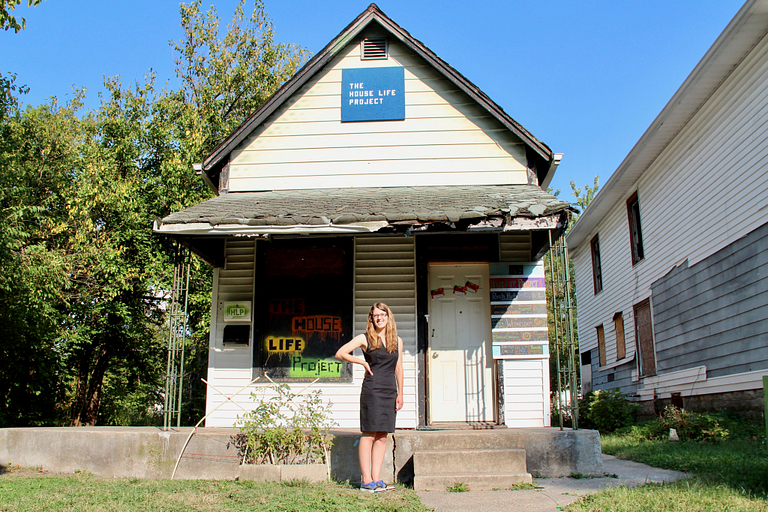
[613,312,626,360]
[596,324,606,367]
[253,238,354,382]
[627,192,645,265]
[591,235,603,294]
[634,299,656,376]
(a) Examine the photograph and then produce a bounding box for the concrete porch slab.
[0,426,601,484]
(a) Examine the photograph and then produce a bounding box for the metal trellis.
[163,244,191,430]
[547,230,579,429]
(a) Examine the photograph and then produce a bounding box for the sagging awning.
[154,185,572,237]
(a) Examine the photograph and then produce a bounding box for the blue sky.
[2,0,746,202]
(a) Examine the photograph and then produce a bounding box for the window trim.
[626,192,645,265]
[590,234,603,294]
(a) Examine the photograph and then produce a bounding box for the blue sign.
[341,67,405,122]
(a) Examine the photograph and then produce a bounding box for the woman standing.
[336,302,404,492]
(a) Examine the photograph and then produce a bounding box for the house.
[566,0,768,417]
[154,4,571,429]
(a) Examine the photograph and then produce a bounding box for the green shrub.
[234,383,336,465]
[659,405,729,442]
[582,389,639,433]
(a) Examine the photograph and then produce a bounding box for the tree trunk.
[70,344,111,426]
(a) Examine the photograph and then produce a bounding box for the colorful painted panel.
[255,239,353,381]
[491,303,547,316]
[489,277,546,289]
[492,330,549,343]
[489,262,549,360]
[490,290,546,301]
[492,344,548,357]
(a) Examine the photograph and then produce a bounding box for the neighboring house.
[567,0,768,417]
[154,4,571,429]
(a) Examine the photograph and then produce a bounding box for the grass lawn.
[0,468,428,512]
[566,422,768,512]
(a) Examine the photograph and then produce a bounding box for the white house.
[566,0,768,416]
[155,4,570,429]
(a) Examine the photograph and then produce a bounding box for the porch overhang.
[153,185,573,265]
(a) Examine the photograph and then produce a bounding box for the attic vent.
[361,37,388,60]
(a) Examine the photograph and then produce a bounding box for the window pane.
[591,235,603,294]
[627,194,645,264]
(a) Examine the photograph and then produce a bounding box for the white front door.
[428,263,494,423]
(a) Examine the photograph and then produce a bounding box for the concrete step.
[412,448,532,491]
[413,448,527,474]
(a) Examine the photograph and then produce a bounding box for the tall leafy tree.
[0,0,309,427]
[0,83,80,426]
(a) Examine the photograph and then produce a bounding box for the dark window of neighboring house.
[591,235,603,294]
[634,299,656,376]
[596,324,606,367]
[627,192,645,265]
[613,312,626,360]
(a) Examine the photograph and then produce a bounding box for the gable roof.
[566,0,768,251]
[201,3,557,190]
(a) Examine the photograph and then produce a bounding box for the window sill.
[598,353,634,371]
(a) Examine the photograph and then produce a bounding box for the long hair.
[365,302,398,353]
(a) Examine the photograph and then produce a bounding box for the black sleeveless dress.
[360,335,399,433]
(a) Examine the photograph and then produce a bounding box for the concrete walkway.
[416,454,689,512]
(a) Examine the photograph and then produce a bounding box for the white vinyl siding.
[205,239,257,426]
[572,31,768,386]
[501,359,550,427]
[354,236,418,429]
[228,29,529,192]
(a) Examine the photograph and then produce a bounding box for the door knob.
[432,352,439,359]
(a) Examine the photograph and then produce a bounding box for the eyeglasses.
[372,314,388,319]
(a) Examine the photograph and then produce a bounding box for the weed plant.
[446,482,469,492]
[234,384,336,465]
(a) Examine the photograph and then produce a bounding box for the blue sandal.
[360,481,377,492]
[375,480,395,492]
